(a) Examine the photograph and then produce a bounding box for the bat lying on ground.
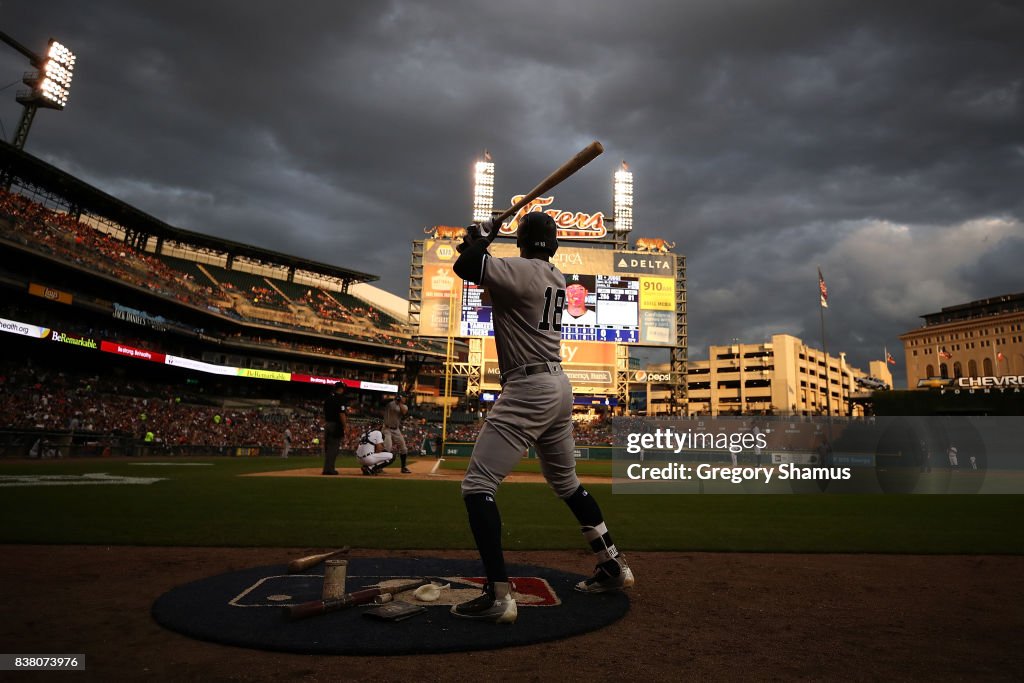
[287,578,431,620]
[286,546,351,573]
[476,140,604,245]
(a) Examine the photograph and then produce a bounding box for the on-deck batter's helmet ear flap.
[516,212,558,256]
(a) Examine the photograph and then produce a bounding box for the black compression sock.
[564,486,620,574]
[464,492,508,585]
[564,485,605,528]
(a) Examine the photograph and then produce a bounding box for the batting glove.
[478,217,503,238]
[457,222,486,254]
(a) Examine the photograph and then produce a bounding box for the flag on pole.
[818,268,828,308]
[938,347,952,360]
[885,347,896,365]
[997,351,1006,362]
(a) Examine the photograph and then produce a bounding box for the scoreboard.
[419,239,678,348]
[460,285,491,337]
[460,274,642,342]
[560,274,639,343]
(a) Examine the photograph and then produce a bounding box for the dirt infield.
[244,458,603,485]
[1,545,1021,682]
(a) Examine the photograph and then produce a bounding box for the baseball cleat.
[401,467,412,474]
[361,465,373,476]
[450,582,517,624]
[575,557,634,593]
[619,555,636,588]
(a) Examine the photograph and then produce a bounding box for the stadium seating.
[4,188,404,327]
[199,264,292,312]
[158,255,217,284]
[1,187,446,376]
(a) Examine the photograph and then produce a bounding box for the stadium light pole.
[0,30,76,149]
[613,161,633,233]
[472,150,495,223]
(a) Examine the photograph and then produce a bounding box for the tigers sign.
[498,196,608,239]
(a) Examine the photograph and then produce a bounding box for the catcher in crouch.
[450,212,634,624]
[355,429,394,476]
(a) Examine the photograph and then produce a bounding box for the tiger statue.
[424,225,466,239]
[634,237,676,253]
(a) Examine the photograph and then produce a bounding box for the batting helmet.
[516,212,558,256]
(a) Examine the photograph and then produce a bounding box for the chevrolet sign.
[956,375,1024,388]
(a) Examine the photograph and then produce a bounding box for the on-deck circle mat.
[152,556,630,655]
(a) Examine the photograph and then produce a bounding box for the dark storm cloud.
[2,0,1022,382]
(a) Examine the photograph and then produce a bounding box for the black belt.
[500,361,562,385]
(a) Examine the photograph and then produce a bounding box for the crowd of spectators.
[1,187,594,454]
[0,363,320,450]
[302,289,356,324]
[1,188,441,354]
[223,332,403,367]
[352,303,404,334]
[246,285,290,311]
[0,294,404,390]
[0,358,617,456]
[1,189,213,308]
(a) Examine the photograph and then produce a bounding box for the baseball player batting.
[382,394,410,473]
[449,211,634,624]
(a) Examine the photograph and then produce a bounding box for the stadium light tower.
[472,149,495,222]
[0,31,76,149]
[613,160,634,233]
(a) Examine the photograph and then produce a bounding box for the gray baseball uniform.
[461,254,579,499]
[382,399,408,455]
[449,214,630,618]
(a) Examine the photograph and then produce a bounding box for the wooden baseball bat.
[484,140,604,239]
[286,546,351,574]
[287,578,430,620]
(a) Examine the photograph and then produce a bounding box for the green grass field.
[439,457,614,477]
[1,455,1021,554]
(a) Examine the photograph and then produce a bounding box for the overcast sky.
[2,1,1022,384]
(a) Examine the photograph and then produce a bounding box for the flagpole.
[884,346,896,386]
[818,268,832,417]
[820,305,832,415]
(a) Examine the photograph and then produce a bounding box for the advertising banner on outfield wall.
[1,314,398,392]
[418,239,463,337]
[29,282,73,305]
[481,337,616,394]
[611,415,1024,494]
[0,317,50,339]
